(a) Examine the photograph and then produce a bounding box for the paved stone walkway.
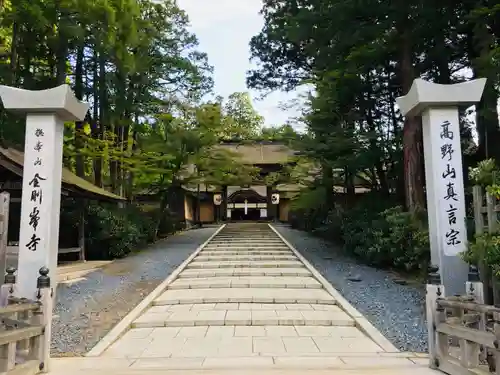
[51,223,438,374]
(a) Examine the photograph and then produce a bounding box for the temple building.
[182,141,297,224]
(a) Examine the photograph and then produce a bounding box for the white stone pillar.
[0,85,88,299]
[396,78,486,295]
[0,85,88,372]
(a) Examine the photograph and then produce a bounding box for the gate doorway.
[231,208,261,221]
[227,188,268,221]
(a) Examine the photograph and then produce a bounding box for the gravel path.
[51,226,219,356]
[274,224,428,353]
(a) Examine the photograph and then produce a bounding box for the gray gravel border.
[273,224,428,353]
[51,226,219,355]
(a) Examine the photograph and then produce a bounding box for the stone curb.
[268,224,399,353]
[86,224,226,357]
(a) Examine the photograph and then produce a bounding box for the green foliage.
[462,233,500,277]
[462,158,500,275]
[469,159,499,187]
[290,192,430,273]
[219,92,264,140]
[247,0,500,212]
[288,186,330,232]
[85,203,156,259]
[355,207,429,271]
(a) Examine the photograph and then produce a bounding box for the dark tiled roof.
[0,145,124,201]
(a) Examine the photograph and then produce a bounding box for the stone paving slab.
[187,260,305,269]
[155,288,336,305]
[178,268,313,278]
[104,326,381,359]
[169,276,322,290]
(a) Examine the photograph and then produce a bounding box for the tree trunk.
[321,163,334,208]
[399,26,425,212]
[55,3,68,85]
[95,52,107,187]
[9,22,18,85]
[467,17,500,161]
[126,127,138,200]
[74,44,85,177]
[344,167,355,197]
[110,69,127,194]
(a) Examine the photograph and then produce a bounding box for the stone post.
[0,85,88,299]
[0,191,10,279]
[426,264,444,369]
[396,78,486,295]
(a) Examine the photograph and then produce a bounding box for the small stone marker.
[396,78,486,295]
[347,275,362,282]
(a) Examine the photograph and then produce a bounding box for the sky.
[177,0,308,129]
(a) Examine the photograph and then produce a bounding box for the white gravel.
[51,226,219,355]
[274,224,428,352]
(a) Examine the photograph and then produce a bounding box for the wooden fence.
[427,265,500,374]
[472,185,500,305]
[0,266,51,375]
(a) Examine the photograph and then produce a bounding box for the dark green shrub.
[85,202,156,259]
[289,191,430,273]
[365,206,429,271]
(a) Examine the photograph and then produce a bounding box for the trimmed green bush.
[84,202,157,259]
[289,193,430,273]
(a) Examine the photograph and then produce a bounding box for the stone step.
[50,357,434,374]
[213,239,279,242]
[204,246,290,251]
[168,276,322,290]
[207,242,285,246]
[215,235,278,239]
[219,230,271,232]
[213,238,279,241]
[144,303,344,311]
[200,250,293,256]
[155,288,336,305]
[187,260,305,269]
[178,268,313,278]
[217,231,276,234]
[195,255,297,262]
[133,307,354,328]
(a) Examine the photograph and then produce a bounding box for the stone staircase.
[50,223,438,374]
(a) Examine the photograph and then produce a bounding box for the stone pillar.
[396,78,486,295]
[0,84,88,372]
[0,85,88,299]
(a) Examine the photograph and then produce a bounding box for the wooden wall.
[184,195,194,221]
[279,199,291,222]
[199,202,214,223]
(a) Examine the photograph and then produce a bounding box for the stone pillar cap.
[396,78,486,117]
[0,84,89,122]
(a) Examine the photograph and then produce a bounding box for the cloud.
[176,0,307,127]
[178,0,263,29]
